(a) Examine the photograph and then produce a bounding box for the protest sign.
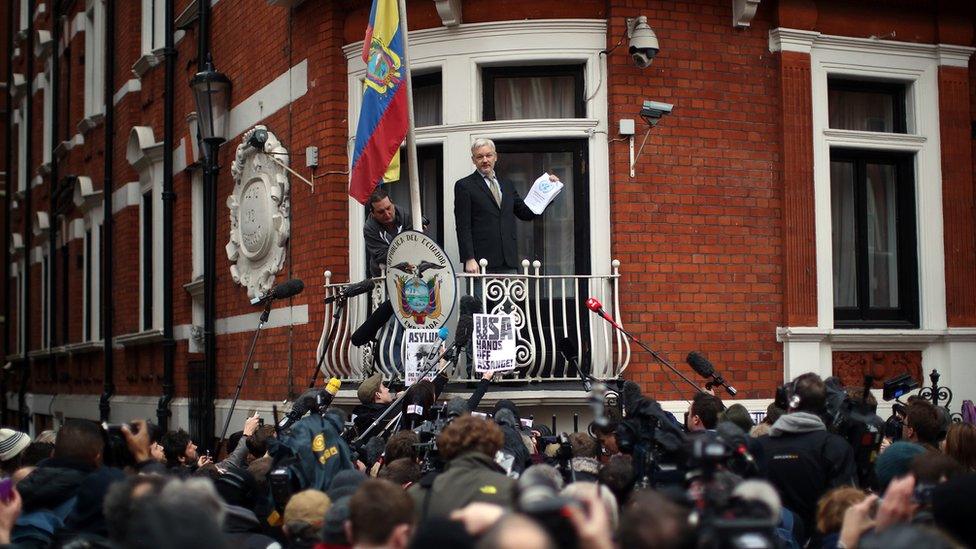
[473,313,517,373]
[403,329,441,385]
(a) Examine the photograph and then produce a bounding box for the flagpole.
[397,0,423,231]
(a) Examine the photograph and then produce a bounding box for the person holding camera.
[408,415,515,521]
[757,373,856,543]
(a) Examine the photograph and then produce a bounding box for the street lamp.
[190,56,230,453]
[191,58,231,146]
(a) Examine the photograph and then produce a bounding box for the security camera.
[627,16,659,69]
[640,100,673,126]
[247,128,269,151]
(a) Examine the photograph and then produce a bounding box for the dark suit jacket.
[454,170,536,271]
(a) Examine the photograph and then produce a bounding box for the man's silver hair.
[471,138,496,155]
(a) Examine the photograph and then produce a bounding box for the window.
[380,144,444,244]
[41,254,49,349]
[19,0,28,32]
[828,79,907,133]
[494,139,590,279]
[141,190,154,330]
[42,63,52,163]
[141,0,165,54]
[84,0,106,118]
[483,65,585,121]
[84,229,93,341]
[17,103,26,193]
[831,150,918,327]
[413,72,442,127]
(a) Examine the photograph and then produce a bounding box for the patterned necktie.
[487,176,502,207]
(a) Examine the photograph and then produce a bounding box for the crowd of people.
[0,370,972,549]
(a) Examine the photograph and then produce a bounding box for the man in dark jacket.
[363,187,414,277]
[352,373,398,437]
[13,419,104,548]
[757,373,856,542]
[408,415,515,521]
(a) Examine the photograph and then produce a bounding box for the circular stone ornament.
[227,125,291,300]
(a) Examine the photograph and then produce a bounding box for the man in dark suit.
[454,138,560,274]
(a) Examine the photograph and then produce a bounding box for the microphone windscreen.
[438,327,450,341]
[351,300,394,346]
[455,315,474,345]
[557,337,578,360]
[459,295,482,316]
[585,297,603,312]
[621,381,644,414]
[271,278,305,300]
[686,351,715,378]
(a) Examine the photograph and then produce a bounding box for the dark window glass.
[831,150,918,328]
[483,65,585,121]
[413,72,442,127]
[143,191,153,330]
[84,229,92,341]
[828,79,907,133]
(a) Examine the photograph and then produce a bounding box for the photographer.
[757,373,856,542]
[408,415,514,521]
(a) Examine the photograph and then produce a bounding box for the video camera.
[102,421,161,468]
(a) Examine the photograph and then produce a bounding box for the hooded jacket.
[408,452,515,521]
[757,412,856,541]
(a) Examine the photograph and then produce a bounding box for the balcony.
[315,260,630,386]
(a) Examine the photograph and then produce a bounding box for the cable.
[585,31,627,103]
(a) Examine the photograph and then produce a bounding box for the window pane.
[494,75,576,120]
[831,160,857,308]
[865,163,899,308]
[828,81,904,133]
[503,150,575,277]
[413,75,441,127]
[370,145,444,265]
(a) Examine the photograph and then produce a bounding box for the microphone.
[559,337,591,392]
[451,296,481,355]
[686,351,737,397]
[418,327,450,373]
[324,279,375,305]
[252,278,305,305]
[277,377,341,430]
[587,296,705,395]
[351,300,394,346]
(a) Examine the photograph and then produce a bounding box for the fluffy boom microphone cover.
[351,300,394,346]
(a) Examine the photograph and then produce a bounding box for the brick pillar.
[938,65,976,326]
[779,51,817,327]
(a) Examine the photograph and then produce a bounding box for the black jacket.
[757,413,856,539]
[454,170,536,271]
[363,204,412,277]
[13,459,95,548]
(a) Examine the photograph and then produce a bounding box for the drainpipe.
[20,0,35,432]
[156,0,175,431]
[2,0,16,426]
[48,0,61,387]
[198,0,217,451]
[98,0,115,422]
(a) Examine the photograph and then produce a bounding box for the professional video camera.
[614,381,688,488]
[824,376,885,487]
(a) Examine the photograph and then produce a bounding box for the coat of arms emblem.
[385,230,456,329]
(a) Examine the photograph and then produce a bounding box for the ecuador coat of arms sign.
[385,230,457,329]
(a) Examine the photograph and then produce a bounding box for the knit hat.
[875,441,926,491]
[327,469,367,501]
[0,429,30,462]
[283,489,331,528]
[320,495,353,545]
[357,373,384,405]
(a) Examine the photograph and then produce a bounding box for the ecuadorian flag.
[349,0,408,204]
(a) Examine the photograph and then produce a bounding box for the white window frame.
[17,101,27,193]
[81,209,103,342]
[140,0,165,55]
[42,61,52,164]
[19,0,29,32]
[84,0,106,119]
[127,127,164,334]
[343,19,611,284]
[770,29,976,385]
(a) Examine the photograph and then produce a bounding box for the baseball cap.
[357,373,384,405]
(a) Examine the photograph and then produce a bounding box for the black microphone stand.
[307,295,350,389]
[590,312,703,394]
[352,340,463,447]
[218,298,273,452]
